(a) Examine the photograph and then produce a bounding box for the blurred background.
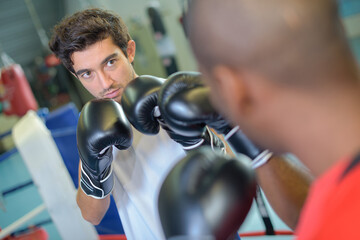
[0,0,359,239]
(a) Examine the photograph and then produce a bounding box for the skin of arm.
[256,155,313,230]
[76,161,111,225]
[215,130,312,230]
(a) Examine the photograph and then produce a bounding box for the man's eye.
[107,59,116,67]
[81,71,92,78]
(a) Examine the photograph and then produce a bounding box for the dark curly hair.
[49,8,132,74]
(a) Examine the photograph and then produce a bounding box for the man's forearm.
[76,162,111,225]
[218,128,311,229]
[256,155,313,230]
[76,186,110,225]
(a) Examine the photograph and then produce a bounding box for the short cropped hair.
[49,8,131,74]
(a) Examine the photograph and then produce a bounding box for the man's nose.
[97,70,113,89]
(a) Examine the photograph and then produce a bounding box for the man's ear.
[212,65,251,115]
[127,40,136,63]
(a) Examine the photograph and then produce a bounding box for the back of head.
[49,8,131,74]
[187,0,358,88]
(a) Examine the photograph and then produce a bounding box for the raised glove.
[77,99,133,199]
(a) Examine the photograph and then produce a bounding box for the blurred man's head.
[187,0,358,152]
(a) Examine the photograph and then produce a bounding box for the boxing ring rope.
[0,204,46,239]
[0,108,98,239]
[0,127,49,239]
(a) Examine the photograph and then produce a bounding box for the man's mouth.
[104,88,122,99]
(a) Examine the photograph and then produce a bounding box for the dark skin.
[217,130,312,229]
[186,0,360,230]
[256,155,313,228]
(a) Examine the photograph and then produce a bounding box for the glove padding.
[121,75,225,151]
[158,147,256,239]
[158,71,272,166]
[77,99,133,199]
[121,75,162,135]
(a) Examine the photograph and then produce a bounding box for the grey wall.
[0,0,64,68]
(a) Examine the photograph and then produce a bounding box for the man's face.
[71,37,136,103]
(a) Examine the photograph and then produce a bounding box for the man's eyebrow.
[75,53,119,76]
[75,69,89,76]
[101,53,118,65]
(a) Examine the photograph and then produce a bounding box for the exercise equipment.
[0,64,38,117]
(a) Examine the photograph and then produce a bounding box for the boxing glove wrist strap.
[224,126,240,141]
[182,138,204,150]
[224,126,273,168]
[80,162,114,199]
[251,149,273,169]
[183,127,226,154]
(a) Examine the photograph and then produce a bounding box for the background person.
[187,0,360,238]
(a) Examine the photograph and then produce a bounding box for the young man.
[49,7,310,239]
[49,8,188,240]
[187,0,360,238]
[50,8,234,239]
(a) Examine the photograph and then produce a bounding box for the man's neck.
[278,86,360,177]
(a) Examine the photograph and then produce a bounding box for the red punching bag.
[0,64,38,116]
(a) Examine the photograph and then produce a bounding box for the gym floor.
[0,150,293,240]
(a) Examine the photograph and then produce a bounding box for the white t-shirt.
[111,127,185,240]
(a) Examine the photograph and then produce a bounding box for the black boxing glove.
[160,71,272,168]
[156,72,225,151]
[121,75,162,135]
[158,147,256,239]
[158,72,207,138]
[223,127,273,169]
[77,99,133,199]
[121,75,225,151]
